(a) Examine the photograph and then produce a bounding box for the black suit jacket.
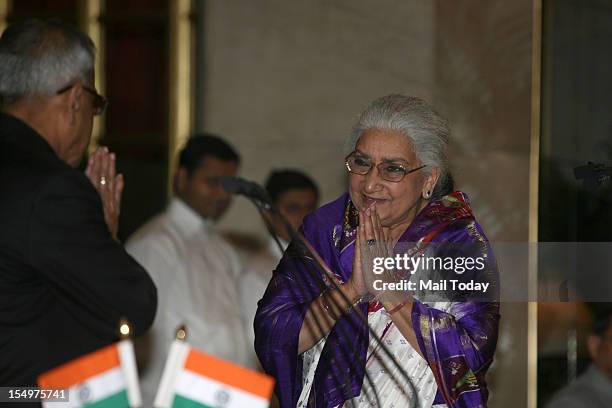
[0,112,157,391]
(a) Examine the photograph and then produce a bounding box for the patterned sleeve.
[411,219,500,408]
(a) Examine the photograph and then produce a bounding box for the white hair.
[0,18,95,106]
[349,94,453,198]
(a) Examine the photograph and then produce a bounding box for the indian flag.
[38,340,142,408]
[154,340,275,408]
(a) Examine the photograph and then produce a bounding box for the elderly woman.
[255,95,499,408]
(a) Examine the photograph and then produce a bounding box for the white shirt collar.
[167,197,212,236]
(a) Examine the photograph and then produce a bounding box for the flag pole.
[117,318,143,408]
[119,317,132,339]
[153,325,191,408]
[175,325,187,342]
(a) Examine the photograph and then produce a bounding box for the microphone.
[218,176,272,209]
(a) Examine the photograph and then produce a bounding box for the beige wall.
[200,1,534,406]
[202,0,435,239]
[432,3,533,405]
[434,1,533,242]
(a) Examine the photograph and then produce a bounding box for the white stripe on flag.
[153,340,190,408]
[118,339,142,407]
[42,367,125,408]
[175,370,269,408]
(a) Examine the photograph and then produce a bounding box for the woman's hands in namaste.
[348,204,397,301]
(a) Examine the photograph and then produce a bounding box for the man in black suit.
[0,18,157,389]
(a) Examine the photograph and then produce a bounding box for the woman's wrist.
[317,282,362,320]
[343,280,364,304]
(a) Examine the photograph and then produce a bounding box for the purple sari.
[254,192,500,407]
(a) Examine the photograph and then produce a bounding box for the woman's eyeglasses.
[345,151,426,182]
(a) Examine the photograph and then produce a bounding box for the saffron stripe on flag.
[38,344,119,388]
[184,350,274,400]
[174,370,270,408]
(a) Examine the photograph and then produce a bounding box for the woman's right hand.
[348,230,368,297]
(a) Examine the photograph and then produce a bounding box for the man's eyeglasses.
[345,151,426,182]
[56,82,107,116]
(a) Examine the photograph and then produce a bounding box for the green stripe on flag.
[84,390,130,408]
[172,394,214,408]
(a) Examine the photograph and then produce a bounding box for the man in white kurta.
[127,135,250,406]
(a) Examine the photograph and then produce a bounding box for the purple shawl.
[254,192,500,407]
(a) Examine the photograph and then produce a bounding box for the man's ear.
[64,83,83,123]
[587,334,601,360]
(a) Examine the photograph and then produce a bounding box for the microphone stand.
[235,183,419,407]
[243,196,381,406]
